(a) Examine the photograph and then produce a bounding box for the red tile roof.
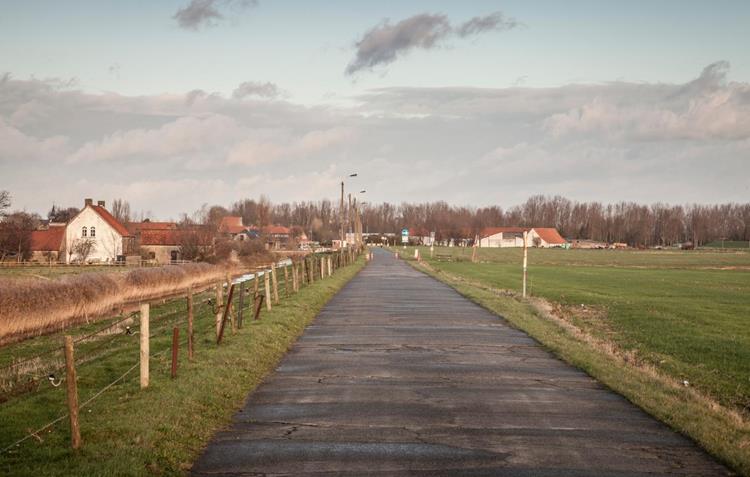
[127,221,177,235]
[91,205,131,236]
[219,216,246,234]
[533,227,566,245]
[139,230,181,246]
[30,226,65,251]
[480,226,566,244]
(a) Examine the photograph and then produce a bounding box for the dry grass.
[0,263,238,346]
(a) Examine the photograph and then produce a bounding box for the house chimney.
[84,198,93,207]
[97,200,105,208]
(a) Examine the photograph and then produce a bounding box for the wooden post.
[187,287,194,361]
[292,262,299,292]
[283,265,290,296]
[253,271,259,311]
[237,281,244,329]
[139,303,149,389]
[171,327,179,378]
[264,270,272,311]
[300,259,306,286]
[309,257,315,283]
[64,335,81,449]
[226,274,235,332]
[328,257,332,276]
[254,293,264,320]
[320,256,325,279]
[522,231,528,298]
[271,265,279,305]
[217,284,235,344]
[215,283,223,339]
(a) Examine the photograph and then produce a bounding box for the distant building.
[127,220,181,263]
[29,224,66,262]
[478,227,566,248]
[218,216,247,238]
[64,199,133,263]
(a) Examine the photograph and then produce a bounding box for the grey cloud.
[173,0,257,30]
[456,12,520,37]
[346,11,519,75]
[232,81,280,99]
[2,62,749,218]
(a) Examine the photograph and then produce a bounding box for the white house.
[64,199,132,263]
[478,227,567,248]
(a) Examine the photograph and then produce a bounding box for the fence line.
[1,249,365,454]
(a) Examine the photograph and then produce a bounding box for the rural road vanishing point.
[193,248,730,476]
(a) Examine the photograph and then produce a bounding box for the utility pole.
[340,181,345,244]
[522,231,528,298]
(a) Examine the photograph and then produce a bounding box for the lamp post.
[340,173,358,246]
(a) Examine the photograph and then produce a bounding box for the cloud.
[232,81,280,99]
[345,11,519,75]
[2,62,749,217]
[456,12,520,37]
[173,0,257,30]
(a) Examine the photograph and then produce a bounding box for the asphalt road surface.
[193,247,730,476]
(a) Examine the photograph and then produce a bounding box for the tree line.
[2,190,749,261]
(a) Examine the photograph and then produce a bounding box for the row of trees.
[189,195,750,247]
[2,190,749,261]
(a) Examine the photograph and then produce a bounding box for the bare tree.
[0,190,10,218]
[111,199,131,223]
[71,238,96,263]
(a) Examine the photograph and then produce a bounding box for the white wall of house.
[64,207,123,263]
[479,229,552,248]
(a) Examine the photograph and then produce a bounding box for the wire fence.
[0,249,365,456]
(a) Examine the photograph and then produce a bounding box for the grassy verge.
[393,247,750,476]
[0,257,365,476]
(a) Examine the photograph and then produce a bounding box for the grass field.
[0,257,364,476]
[703,240,750,249]
[395,245,750,474]
[0,264,129,280]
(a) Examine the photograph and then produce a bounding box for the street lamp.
[340,173,358,245]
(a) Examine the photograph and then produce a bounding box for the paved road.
[193,248,729,476]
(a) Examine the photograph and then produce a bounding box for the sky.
[1,0,749,219]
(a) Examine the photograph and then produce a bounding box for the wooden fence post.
[237,281,244,329]
[217,284,235,344]
[215,283,223,340]
[283,265,290,296]
[300,259,306,286]
[253,271,259,310]
[328,257,332,276]
[171,327,179,378]
[271,265,279,305]
[292,262,298,292]
[140,303,149,389]
[321,256,325,279]
[187,287,194,361]
[264,269,272,311]
[309,257,315,283]
[64,335,81,449]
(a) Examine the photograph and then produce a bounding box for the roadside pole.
[522,231,528,298]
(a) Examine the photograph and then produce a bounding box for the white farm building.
[63,199,133,263]
[478,227,567,248]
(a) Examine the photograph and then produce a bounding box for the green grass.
[0,257,365,476]
[396,245,750,475]
[703,240,750,250]
[0,265,130,280]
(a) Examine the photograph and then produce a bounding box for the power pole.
[340,181,345,244]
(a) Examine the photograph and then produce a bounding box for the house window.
[82,227,87,237]
[90,226,96,237]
